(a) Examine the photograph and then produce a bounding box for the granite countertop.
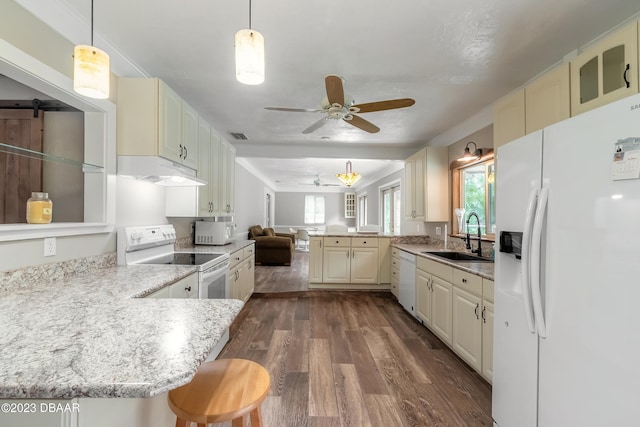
[0,265,243,399]
[392,243,495,280]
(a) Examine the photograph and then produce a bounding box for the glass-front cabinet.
[571,21,638,115]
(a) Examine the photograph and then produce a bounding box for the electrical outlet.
[436,226,442,236]
[44,237,56,257]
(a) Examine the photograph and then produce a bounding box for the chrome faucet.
[466,212,482,256]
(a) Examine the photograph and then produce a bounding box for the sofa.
[248,225,295,265]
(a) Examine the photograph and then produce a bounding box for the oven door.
[199,259,230,299]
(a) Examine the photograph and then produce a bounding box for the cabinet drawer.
[391,247,400,257]
[323,237,351,247]
[453,269,483,297]
[243,243,255,259]
[351,237,379,248]
[483,278,494,303]
[417,257,453,282]
[391,256,400,269]
[391,267,400,283]
[229,249,243,267]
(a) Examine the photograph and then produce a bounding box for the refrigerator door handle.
[521,185,538,333]
[531,184,549,338]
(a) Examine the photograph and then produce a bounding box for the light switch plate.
[44,237,56,257]
[436,226,442,235]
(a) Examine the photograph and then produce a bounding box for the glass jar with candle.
[26,192,53,224]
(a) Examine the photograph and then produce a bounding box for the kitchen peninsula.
[0,260,243,426]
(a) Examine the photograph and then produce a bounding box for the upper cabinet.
[344,192,356,218]
[493,89,525,150]
[117,78,198,170]
[525,63,571,134]
[571,21,639,116]
[404,147,448,222]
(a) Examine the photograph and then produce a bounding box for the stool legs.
[250,407,264,426]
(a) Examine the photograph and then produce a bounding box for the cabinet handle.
[482,306,487,323]
[475,303,480,319]
[624,63,631,88]
[184,145,188,159]
[179,144,184,158]
[462,278,467,283]
[185,286,191,292]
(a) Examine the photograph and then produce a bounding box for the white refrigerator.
[493,93,640,427]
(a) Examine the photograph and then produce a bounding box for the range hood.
[117,156,207,187]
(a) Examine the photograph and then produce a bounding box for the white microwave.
[195,221,235,245]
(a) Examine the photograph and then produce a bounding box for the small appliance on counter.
[194,219,235,245]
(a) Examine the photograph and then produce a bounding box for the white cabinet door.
[220,139,235,215]
[350,248,379,284]
[431,276,453,346]
[416,269,432,325]
[181,101,199,170]
[452,286,482,372]
[169,273,198,299]
[308,237,323,283]
[482,300,494,383]
[158,81,183,164]
[322,247,351,283]
[197,118,213,216]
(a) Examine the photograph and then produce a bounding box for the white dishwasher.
[398,250,417,317]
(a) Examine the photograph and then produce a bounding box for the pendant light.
[73,0,110,99]
[336,161,362,187]
[235,0,265,85]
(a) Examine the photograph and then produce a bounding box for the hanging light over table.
[73,0,110,99]
[235,0,265,85]
[336,161,362,187]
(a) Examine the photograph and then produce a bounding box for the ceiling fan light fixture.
[336,161,362,187]
[457,141,482,162]
[73,0,110,99]
[235,0,264,85]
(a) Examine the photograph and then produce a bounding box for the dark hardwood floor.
[219,249,492,426]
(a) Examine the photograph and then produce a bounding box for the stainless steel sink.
[423,251,494,262]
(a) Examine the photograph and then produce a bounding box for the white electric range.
[117,224,230,299]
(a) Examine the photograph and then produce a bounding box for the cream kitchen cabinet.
[344,192,356,218]
[147,273,198,299]
[230,245,255,302]
[403,147,448,222]
[451,269,483,373]
[313,236,381,287]
[525,62,571,134]
[390,247,400,297]
[416,257,453,346]
[165,125,236,218]
[117,77,198,170]
[493,89,525,149]
[309,237,324,283]
[481,278,494,383]
[571,20,639,116]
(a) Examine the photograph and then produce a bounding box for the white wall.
[274,191,356,231]
[233,162,274,239]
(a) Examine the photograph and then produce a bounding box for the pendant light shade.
[336,161,362,187]
[235,29,265,85]
[73,0,110,99]
[73,44,110,99]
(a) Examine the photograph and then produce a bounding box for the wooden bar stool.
[168,358,270,427]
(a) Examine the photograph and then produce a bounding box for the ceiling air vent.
[230,132,248,140]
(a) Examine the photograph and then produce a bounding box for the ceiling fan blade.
[264,106,325,112]
[344,114,380,133]
[325,75,345,106]
[352,98,416,113]
[302,117,329,134]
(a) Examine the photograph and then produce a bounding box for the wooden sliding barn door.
[0,110,44,223]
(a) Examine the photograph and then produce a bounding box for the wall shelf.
[0,142,103,172]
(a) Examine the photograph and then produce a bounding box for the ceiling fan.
[299,175,341,187]
[265,75,415,134]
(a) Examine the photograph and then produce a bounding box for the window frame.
[450,151,495,240]
[380,180,401,235]
[357,192,368,228]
